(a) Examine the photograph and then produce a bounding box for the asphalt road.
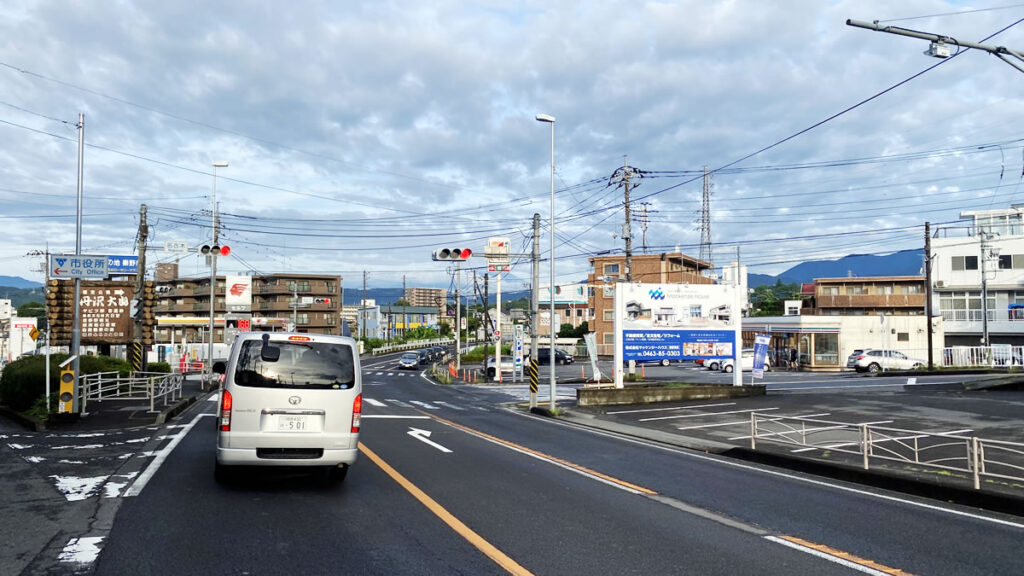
[4,354,1023,575]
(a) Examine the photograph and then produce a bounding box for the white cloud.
[1,0,1022,290]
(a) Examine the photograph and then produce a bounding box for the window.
[786,305,801,315]
[846,285,867,295]
[952,256,979,271]
[897,332,909,342]
[603,310,614,321]
[602,333,615,345]
[821,286,839,295]
[812,333,838,366]
[998,254,1024,269]
[603,286,614,298]
[603,263,620,274]
[899,284,922,294]
[689,305,703,318]
[288,280,311,292]
[877,285,894,295]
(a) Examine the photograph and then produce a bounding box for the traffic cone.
[642,365,646,378]
[581,365,585,379]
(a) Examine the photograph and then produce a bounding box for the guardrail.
[749,413,1024,490]
[370,338,460,356]
[79,371,184,414]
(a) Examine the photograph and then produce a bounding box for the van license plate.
[278,415,309,431]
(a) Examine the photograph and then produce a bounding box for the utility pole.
[622,158,633,282]
[483,273,490,350]
[71,113,84,413]
[699,165,712,266]
[980,231,993,348]
[924,222,934,370]
[402,274,407,341]
[132,204,148,371]
[455,262,462,369]
[530,213,540,408]
[637,202,651,254]
[361,270,367,339]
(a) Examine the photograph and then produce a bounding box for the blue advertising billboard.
[622,329,734,362]
[616,282,738,365]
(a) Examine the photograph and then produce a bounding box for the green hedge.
[0,353,134,413]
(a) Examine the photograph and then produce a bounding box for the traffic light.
[314,298,332,304]
[58,367,75,414]
[432,248,473,261]
[200,245,231,256]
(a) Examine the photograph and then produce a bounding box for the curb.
[0,405,46,432]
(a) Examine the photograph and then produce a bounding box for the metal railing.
[370,338,455,356]
[749,413,1024,490]
[79,371,184,414]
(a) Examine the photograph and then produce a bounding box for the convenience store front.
[741,317,842,371]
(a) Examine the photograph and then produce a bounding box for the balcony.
[816,294,925,309]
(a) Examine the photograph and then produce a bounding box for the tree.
[558,321,589,339]
[392,298,411,307]
[16,301,45,320]
[749,281,800,316]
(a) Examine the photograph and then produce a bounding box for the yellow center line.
[778,535,917,576]
[358,442,534,576]
[421,411,658,496]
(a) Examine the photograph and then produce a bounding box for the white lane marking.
[58,536,104,566]
[511,409,1024,530]
[639,407,778,422]
[386,399,414,408]
[607,402,735,415]
[362,415,431,419]
[123,413,209,497]
[364,398,387,407]
[675,412,835,430]
[50,475,108,501]
[677,414,831,432]
[387,372,395,376]
[435,401,466,411]
[408,428,453,453]
[771,383,906,391]
[764,536,892,576]
[410,400,439,410]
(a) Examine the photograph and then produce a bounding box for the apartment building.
[804,276,926,316]
[932,205,1024,346]
[153,263,342,344]
[587,252,713,354]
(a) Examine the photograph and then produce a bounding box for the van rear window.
[234,340,356,389]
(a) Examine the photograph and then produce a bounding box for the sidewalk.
[1,373,211,433]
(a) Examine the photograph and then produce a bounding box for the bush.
[0,353,134,413]
[148,362,171,374]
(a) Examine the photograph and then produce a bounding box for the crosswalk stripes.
[366,398,482,412]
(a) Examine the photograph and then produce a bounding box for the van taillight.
[351,394,362,433]
[220,390,233,431]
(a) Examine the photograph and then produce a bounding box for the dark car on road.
[533,347,574,365]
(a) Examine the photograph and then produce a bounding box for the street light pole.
[536,113,556,411]
[208,161,228,383]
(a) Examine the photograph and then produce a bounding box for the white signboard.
[164,240,189,254]
[615,282,737,365]
[49,254,108,279]
[485,237,511,265]
[225,275,253,312]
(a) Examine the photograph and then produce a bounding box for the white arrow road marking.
[364,398,386,407]
[408,428,452,453]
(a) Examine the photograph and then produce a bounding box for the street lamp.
[208,161,228,383]
[535,113,556,411]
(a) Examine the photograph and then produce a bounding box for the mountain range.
[0,249,926,306]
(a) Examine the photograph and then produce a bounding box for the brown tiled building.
[153,263,342,344]
[803,276,926,316]
[587,252,714,354]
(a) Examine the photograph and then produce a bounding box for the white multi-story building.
[932,206,1024,346]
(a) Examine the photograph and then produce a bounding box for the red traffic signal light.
[432,248,473,261]
[200,245,231,256]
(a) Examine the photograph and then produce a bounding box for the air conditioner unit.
[935,280,944,288]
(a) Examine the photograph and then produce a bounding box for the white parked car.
[721,349,771,373]
[213,332,362,483]
[852,349,924,373]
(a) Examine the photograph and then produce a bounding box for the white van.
[213,332,362,483]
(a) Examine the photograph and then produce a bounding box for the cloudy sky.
[2,1,1023,292]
